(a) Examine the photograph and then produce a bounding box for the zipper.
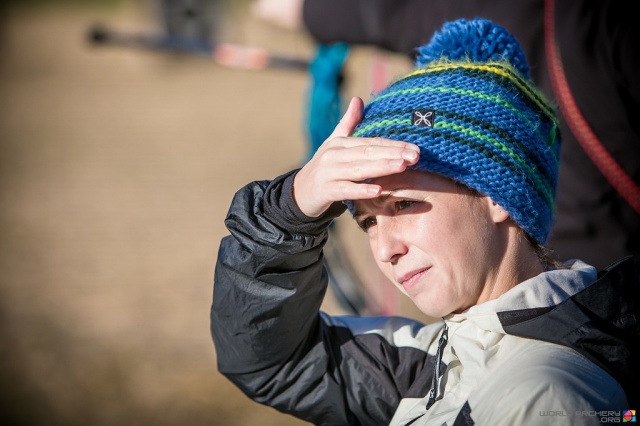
[425,319,449,410]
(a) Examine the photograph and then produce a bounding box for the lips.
[397,267,431,290]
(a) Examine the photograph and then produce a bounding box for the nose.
[373,217,408,264]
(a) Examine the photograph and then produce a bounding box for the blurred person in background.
[252,0,640,272]
[211,18,638,425]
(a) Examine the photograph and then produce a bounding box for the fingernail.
[389,159,404,167]
[367,186,381,195]
[402,150,418,161]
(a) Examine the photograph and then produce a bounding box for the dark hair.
[522,232,565,270]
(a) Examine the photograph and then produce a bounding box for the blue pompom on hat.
[350,18,560,244]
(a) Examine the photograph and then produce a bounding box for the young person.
[211,18,638,425]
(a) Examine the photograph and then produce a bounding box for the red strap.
[544,0,640,214]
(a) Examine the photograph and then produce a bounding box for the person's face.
[353,170,507,318]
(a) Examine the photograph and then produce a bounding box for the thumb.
[327,97,364,140]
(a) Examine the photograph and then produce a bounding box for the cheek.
[429,205,490,257]
[408,215,448,253]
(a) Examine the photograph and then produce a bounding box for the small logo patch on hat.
[413,109,435,127]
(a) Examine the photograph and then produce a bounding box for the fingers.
[293,96,423,217]
[321,137,420,188]
[319,96,419,155]
[293,141,420,217]
[316,148,420,205]
[321,145,419,181]
[325,180,382,203]
[327,97,364,140]
[329,136,420,153]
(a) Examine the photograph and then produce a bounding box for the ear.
[487,199,510,224]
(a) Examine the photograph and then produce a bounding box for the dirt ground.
[0,2,425,424]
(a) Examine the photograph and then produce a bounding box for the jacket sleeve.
[210,171,436,425]
[302,0,441,55]
[301,0,545,61]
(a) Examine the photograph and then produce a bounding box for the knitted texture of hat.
[350,18,560,244]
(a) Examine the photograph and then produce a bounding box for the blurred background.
[0,0,422,424]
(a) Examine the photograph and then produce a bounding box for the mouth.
[398,267,431,290]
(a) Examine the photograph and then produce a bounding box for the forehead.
[369,170,457,193]
[352,170,463,212]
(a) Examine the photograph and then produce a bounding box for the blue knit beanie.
[350,18,560,244]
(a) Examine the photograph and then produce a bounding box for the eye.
[396,200,415,211]
[357,216,377,232]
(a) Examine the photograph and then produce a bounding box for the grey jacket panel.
[498,255,640,407]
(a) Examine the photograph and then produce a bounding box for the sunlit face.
[353,170,508,318]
